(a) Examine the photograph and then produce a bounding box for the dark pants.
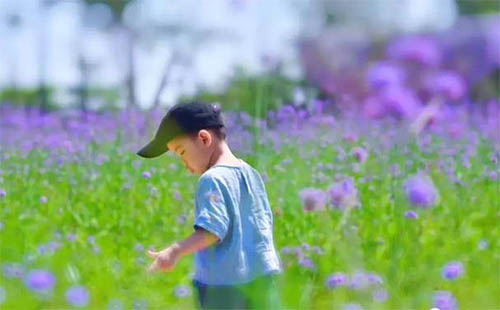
[192,273,282,310]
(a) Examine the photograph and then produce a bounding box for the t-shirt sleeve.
[193,176,230,244]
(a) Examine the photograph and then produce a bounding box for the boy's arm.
[147,228,219,273]
[172,227,219,259]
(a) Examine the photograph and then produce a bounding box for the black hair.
[188,126,226,141]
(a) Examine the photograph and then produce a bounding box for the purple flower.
[387,35,441,66]
[426,71,467,101]
[24,269,56,293]
[40,196,48,204]
[298,257,315,270]
[342,303,363,310]
[373,289,388,302]
[107,298,124,310]
[348,272,370,290]
[343,132,359,142]
[0,189,6,198]
[66,234,77,242]
[352,147,369,163]
[485,20,500,66]
[404,211,419,219]
[3,263,25,279]
[478,240,489,250]
[312,246,324,255]
[363,96,386,119]
[132,299,148,310]
[442,261,464,280]
[302,243,311,251]
[88,236,95,245]
[280,247,292,255]
[136,257,146,266]
[327,178,361,210]
[135,243,144,252]
[366,62,405,89]
[48,241,62,252]
[365,273,384,285]
[174,285,192,298]
[404,172,439,208]
[325,273,349,289]
[489,171,498,181]
[433,290,458,310]
[299,188,328,212]
[380,86,422,120]
[142,171,151,179]
[65,285,90,307]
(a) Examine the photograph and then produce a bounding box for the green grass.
[0,130,499,309]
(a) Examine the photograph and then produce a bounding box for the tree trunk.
[78,54,89,116]
[151,50,179,110]
[125,27,137,108]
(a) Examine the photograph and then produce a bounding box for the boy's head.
[137,101,227,175]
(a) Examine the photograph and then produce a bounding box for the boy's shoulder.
[197,161,262,186]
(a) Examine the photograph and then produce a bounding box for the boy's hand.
[147,243,181,273]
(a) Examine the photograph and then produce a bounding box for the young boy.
[136,101,283,309]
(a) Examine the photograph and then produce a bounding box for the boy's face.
[166,129,216,176]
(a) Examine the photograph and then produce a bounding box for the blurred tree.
[84,0,137,108]
[4,13,21,93]
[181,67,298,120]
[0,87,58,111]
[37,0,60,113]
[456,0,500,15]
[149,26,237,110]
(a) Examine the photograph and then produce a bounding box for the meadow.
[1,103,499,309]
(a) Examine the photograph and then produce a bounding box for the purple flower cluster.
[325,273,349,289]
[404,172,439,208]
[299,188,328,212]
[366,61,406,89]
[387,35,442,66]
[327,177,361,210]
[433,290,458,310]
[325,270,385,292]
[441,261,465,280]
[65,285,90,307]
[24,269,56,294]
[174,285,192,298]
[3,263,26,279]
[280,244,325,270]
[38,241,62,255]
[425,71,467,101]
[404,211,419,219]
[352,147,369,163]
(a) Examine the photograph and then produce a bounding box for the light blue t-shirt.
[192,159,282,285]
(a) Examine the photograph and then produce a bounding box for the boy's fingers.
[147,250,158,258]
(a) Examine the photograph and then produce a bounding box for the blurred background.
[0,0,498,115]
[0,1,499,309]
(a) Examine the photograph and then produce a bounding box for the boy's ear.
[199,130,213,146]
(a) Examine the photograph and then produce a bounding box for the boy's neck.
[207,142,242,168]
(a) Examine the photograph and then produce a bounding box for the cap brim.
[136,139,169,158]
